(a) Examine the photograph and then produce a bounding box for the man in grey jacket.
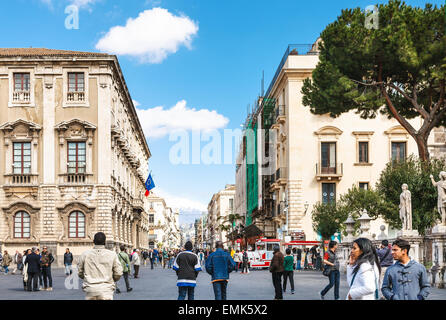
[382,239,430,300]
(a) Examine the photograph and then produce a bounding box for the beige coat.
[78,245,123,295]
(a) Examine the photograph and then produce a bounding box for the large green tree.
[311,202,349,241]
[376,156,445,233]
[302,0,446,161]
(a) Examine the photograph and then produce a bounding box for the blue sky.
[1,0,442,224]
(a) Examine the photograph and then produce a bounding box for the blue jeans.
[296,261,302,270]
[212,281,228,300]
[3,266,9,274]
[65,264,72,275]
[178,286,195,300]
[321,269,340,300]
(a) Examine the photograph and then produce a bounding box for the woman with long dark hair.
[346,238,381,300]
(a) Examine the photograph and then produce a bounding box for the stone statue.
[399,184,412,230]
[430,172,446,226]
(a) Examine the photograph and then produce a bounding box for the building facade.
[236,41,446,242]
[0,48,152,265]
[147,193,181,249]
[206,184,236,246]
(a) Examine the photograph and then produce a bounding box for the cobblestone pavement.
[0,264,445,300]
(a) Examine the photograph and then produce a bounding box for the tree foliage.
[376,156,445,233]
[311,202,349,240]
[302,0,446,161]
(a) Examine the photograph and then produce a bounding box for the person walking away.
[153,248,159,266]
[158,251,163,268]
[173,241,201,300]
[346,238,381,300]
[233,250,240,272]
[25,247,41,292]
[12,250,23,274]
[2,251,12,274]
[163,249,169,269]
[78,232,122,300]
[241,250,249,274]
[198,250,205,268]
[296,248,302,271]
[320,241,340,300]
[316,247,322,271]
[230,248,235,259]
[0,252,3,273]
[270,246,284,300]
[131,249,141,278]
[22,249,30,290]
[116,246,133,293]
[149,249,154,269]
[382,239,430,300]
[303,248,309,270]
[64,248,74,276]
[142,250,147,266]
[40,246,54,291]
[283,248,295,294]
[205,241,236,300]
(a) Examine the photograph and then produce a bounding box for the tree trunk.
[414,134,430,162]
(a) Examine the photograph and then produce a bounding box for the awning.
[241,224,263,238]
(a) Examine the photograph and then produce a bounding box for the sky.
[0,0,442,225]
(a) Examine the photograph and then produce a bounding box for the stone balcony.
[12,90,30,103]
[315,163,343,181]
[67,91,85,102]
[58,173,94,184]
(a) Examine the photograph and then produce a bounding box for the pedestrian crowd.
[0,234,432,301]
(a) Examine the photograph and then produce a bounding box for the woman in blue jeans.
[320,241,340,300]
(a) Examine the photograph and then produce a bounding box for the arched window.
[69,211,85,238]
[14,211,30,238]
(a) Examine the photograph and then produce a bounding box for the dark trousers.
[234,262,239,272]
[242,262,249,273]
[42,266,52,288]
[150,258,154,269]
[178,286,195,300]
[272,272,283,299]
[321,270,340,300]
[134,265,140,278]
[282,270,294,291]
[27,272,39,291]
[38,268,43,286]
[121,271,130,290]
[212,281,228,300]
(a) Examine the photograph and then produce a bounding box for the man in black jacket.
[173,241,201,300]
[64,248,74,276]
[41,246,54,291]
[25,247,41,292]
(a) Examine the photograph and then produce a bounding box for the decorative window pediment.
[2,201,40,242]
[0,119,41,141]
[384,125,410,138]
[314,126,343,140]
[57,202,95,241]
[55,119,96,141]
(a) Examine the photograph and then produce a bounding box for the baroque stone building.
[0,48,151,265]
[147,193,181,249]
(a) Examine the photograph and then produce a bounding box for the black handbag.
[322,264,331,276]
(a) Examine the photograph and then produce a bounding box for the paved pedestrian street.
[1,265,446,300]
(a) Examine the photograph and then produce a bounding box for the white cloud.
[154,188,207,213]
[136,100,229,139]
[95,8,199,63]
[132,100,141,107]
